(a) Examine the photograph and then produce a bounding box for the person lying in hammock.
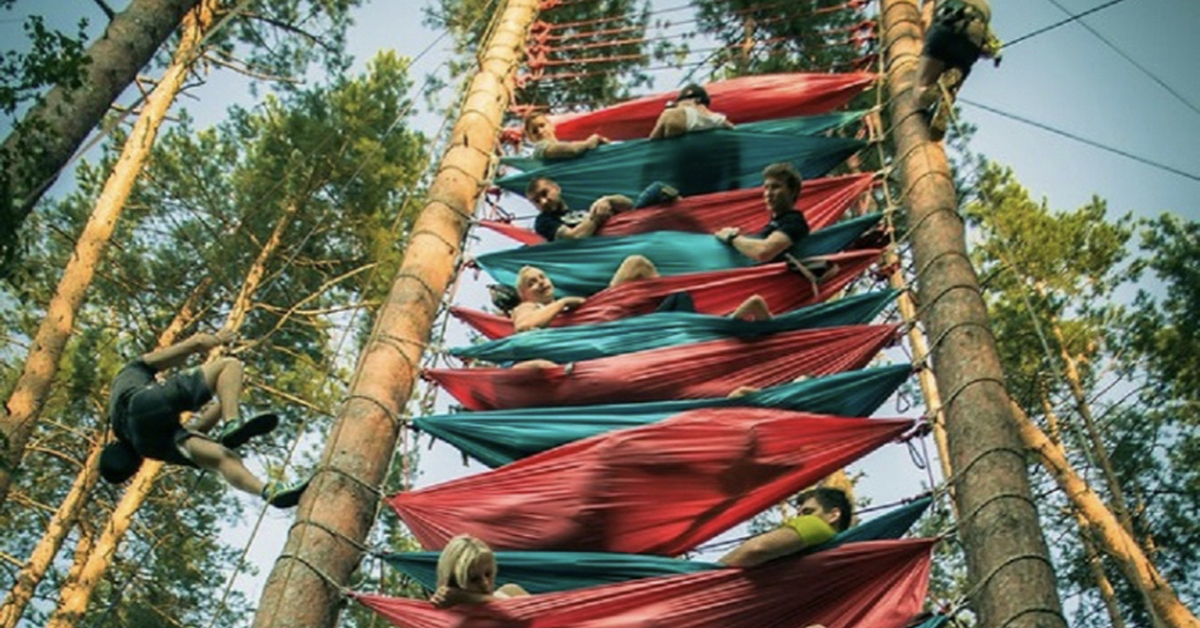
[649,83,735,139]
[99,327,310,508]
[915,0,1001,140]
[714,162,810,264]
[719,487,852,567]
[430,534,530,608]
[525,176,679,242]
[523,111,609,161]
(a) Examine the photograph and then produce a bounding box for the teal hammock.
[383,496,932,594]
[416,364,911,468]
[452,290,897,363]
[476,213,881,297]
[501,111,866,172]
[495,119,866,209]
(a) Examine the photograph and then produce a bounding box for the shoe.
[634,181,680,208]
[262,476,311,509]
[218,412,280,449]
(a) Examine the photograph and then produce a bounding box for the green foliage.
[0,13,90,115]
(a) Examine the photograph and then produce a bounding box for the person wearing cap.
[915,0,1001,140]
[648,84,734,140]
[99,327,310,509]
[523,111,610,161]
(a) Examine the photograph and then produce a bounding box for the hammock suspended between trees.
[480,172,875,245]
[383,497,931,594]
[453,249,883,339]
[495,126,866,210]
[546,72,876,141]
[416,364,912,468]
[451,290,896,364]
[476,214,881,298]
[502,111,865,172]
[390,407,912,553]
[356,539,934,628]
[424,324,898,411]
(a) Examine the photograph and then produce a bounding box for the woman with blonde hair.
[430,534,529,608]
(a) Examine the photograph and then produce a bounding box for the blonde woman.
[430,534,529,608]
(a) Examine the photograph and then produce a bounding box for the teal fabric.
[382,497,931,594]
[415,364,911,468]
[452,290,897,363]
[501,111,867,172]
[477,213,882,297]
[496,126,865,210]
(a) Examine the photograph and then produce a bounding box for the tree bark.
[250,2,539,626]
[0,0,203,268]
[1011,402,1199,628]
[0,0,216,507]
[878,1,1066,625]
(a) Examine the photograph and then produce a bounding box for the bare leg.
[199,357,244,422]
[511,359,558,370]
[191,402,222,433]
[730,295,771,321]
[609,255,658,288]
[914,54,945,109]
[183,437,265,496]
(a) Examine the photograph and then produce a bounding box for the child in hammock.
[430,534,530,608]
[649,84,735,139]
[523,111,609,161]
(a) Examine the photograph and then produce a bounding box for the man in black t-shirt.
[713,163,810,263]
[526,176,633,242]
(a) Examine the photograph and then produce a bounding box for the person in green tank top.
[718,487,852,567]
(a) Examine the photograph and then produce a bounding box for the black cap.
[677,84,710,106]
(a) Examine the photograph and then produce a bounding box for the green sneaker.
[218,412,279,449]
[262,476,311,509]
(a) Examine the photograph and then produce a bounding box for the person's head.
[525,177,565,215]
[436,534,497,594]
[677,83,711,107]
[794,487,852,532]
[762,162,803,215]
[516,265,555,305]
[99,440,143,485]
[524,112,555,143]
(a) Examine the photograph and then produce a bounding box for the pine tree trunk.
[44,188,299,627]
[0,282,206,628]
[1011,402,1200,628]
[878,1,1067,625]
[0,0,203,268]
[0,0,217,507]
[250,3,539,626]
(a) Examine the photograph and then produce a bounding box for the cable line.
[958,97,1200,183]
[1001,0,1130,49]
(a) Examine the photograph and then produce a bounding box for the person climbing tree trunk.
[0,0,219,508]
[0,0,203,274]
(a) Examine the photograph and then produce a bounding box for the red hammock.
[481,173,875,245]
[390,407,912,553]
[424,324,897,410]
[548,73,876,141]
[453,248,883,340]
[353,538,933,628]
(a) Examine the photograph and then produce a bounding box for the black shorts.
[120,366,214,467]
[924,23,981,75]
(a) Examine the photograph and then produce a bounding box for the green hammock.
[476,213,881,297]
[451,290,896,363]
[501,111,866,172]
[495,119,866,210]
[416,364,911,469]
[382,496,931,594]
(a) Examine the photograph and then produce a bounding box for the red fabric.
[390,407,912,553]
[425,324,897,410]
[548,73,876,141]
[479,173,875,244]
[452,249,882,340]
[354,539,933,628]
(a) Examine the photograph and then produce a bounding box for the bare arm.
[140,328,234,371]
[718,527,809,567]
[596,194,634,214]
[511,297,585,332]
[556,211,605,240]
[539,134,608,159]
[716,229,794,263]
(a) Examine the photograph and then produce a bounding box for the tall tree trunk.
[0,0,217,507]
[0,281,206,628]
[1011,402,1199,628]
[0,0,203,270]
[250,2,539,626]
[878,1,1067,625]
[44,194,298,627]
